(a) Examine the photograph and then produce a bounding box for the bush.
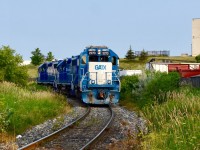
[120,72,180,108]
[139,50,148,62]
[120,72,198,150]
[0,104,12,133]
[0,46,28,86]
[142,72,180,105]
[120,75,139,101]
[195,54,200,63]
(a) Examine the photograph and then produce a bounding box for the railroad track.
[18,104,113,150]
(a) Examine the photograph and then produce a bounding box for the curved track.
[80,105,113,150]
[18,105,113,150]
[18,104,90,150]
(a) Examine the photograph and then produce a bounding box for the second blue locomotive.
[37,46,120,104]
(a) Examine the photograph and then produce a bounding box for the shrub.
[142,72,180,105]
[120,75,139,101]
[139,49,148,62]
[120,72,180,108]
[0,46,29,86]
[195,54,200,63]
[0,103,13,133]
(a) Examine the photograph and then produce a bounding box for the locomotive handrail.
[112,71,121,92]
[80,72,89,91]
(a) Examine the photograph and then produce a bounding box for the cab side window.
[112,56,117,65]
[81,55,86,64]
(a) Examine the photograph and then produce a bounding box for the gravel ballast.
[0,99,148,150]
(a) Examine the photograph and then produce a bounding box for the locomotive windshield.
[100,56,108,62]
[89,56,98,62]
[89,56,109,62]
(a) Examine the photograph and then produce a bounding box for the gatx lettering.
[95,65,106,70]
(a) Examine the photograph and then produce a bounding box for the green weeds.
[0,82,71,135]
[142,89,200,150]
[120,72,199,149]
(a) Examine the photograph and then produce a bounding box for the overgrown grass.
[120,59,146,70]
[142,88,200,150]
[0,82,71,136]
[27,64,38,79]
[119,56,196,70]
[120,72,199,149]
[152,56,196,63]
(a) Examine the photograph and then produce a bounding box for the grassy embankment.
[27,64,38,79]
[142,88,200,149]
[0,65,71,143]
[119,56,196,70]
[119,56,200,149]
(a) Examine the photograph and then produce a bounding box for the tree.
[195,54,200,63]
[46,51,54,61]
[0,46,28,86]
[30,48,44,66]
[139,49,148,61]
[125,45,135,60]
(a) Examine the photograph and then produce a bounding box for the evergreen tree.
[139,49,148,61]
[46,51,54,61]
[125,45,135,60]
[30,48,44,66]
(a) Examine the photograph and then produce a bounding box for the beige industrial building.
[192,18,200,56]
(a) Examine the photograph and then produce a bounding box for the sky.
[1,0,200,60]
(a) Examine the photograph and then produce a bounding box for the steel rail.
[79,104,114,150]
[18,105,90,150]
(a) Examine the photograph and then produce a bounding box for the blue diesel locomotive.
[37,46,121,104]
[37,60,61,84]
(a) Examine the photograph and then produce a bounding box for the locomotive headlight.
[108,80,111,84]
[91,80,95,84]
[98,49,101,55]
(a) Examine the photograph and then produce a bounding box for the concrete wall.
[192,18,200,56]
[120,70,142,76]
